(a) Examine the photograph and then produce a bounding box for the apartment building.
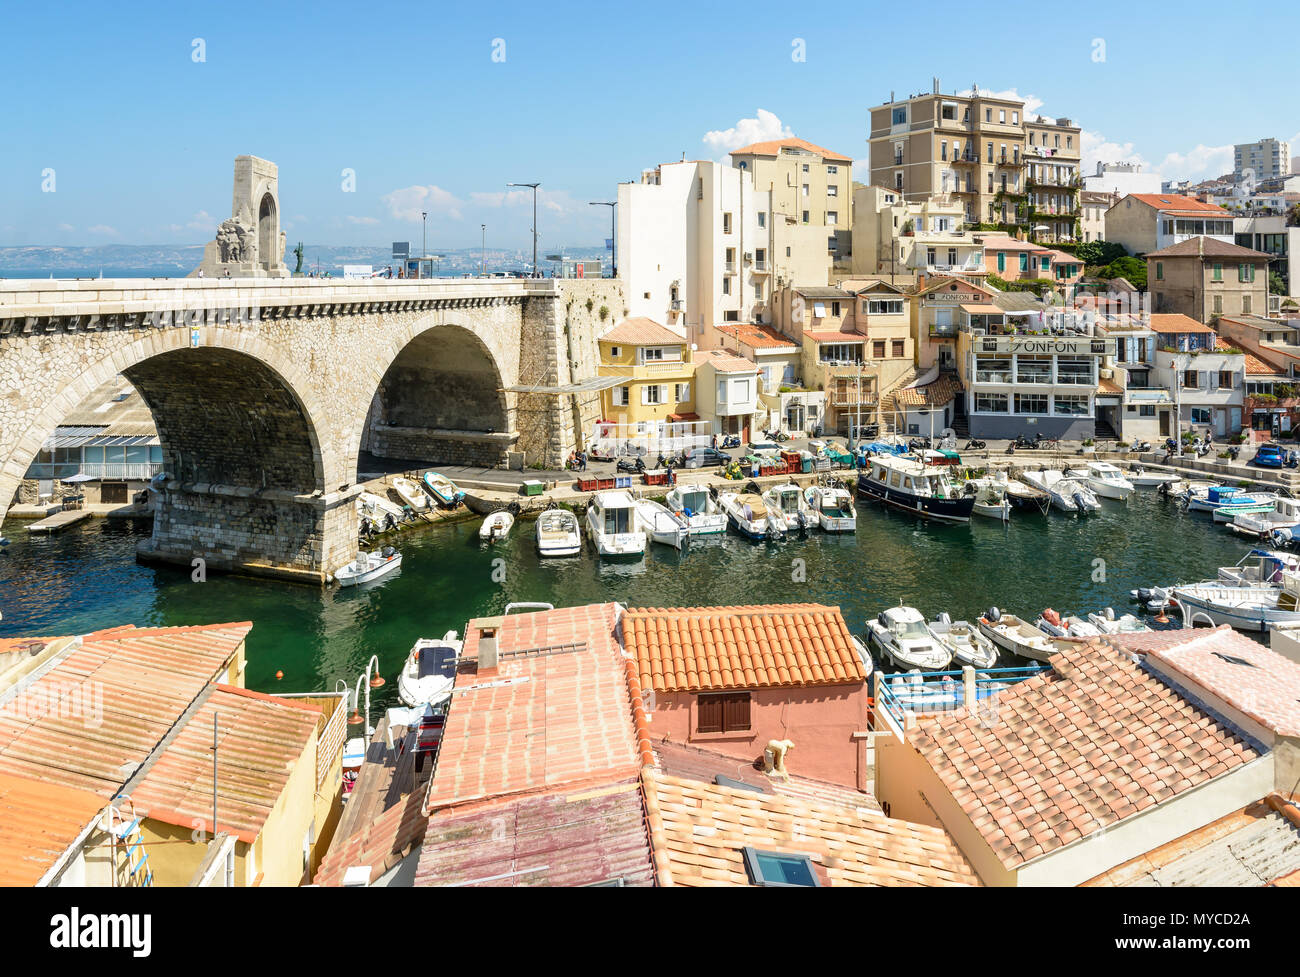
[596,317,697,430]
[1150,313,1245,437]
[867,80,1081,239]
[729,136,853,279]
[1235,213,1300,294]
[1083,161,1163,196]
[850,185,985,283]
[1105,193,1234,256]
[692,349,762,440]
[1147,237,1272,323]
[1235,137,1291,183]
[1079,190,1116,243]
[617,160,772,345]
[1095,313,1175,441]
[980,236,1084,288]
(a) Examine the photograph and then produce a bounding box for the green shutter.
[998,252,1006,272]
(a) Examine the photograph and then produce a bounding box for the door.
[1215,409,1227,437]
[101,482,129,504]
[1159,409,1171,437]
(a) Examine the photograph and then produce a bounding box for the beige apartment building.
[850,185,986,283]
[867,80,1081,241]
[1147,237,1272,324]
[729,137,854,285]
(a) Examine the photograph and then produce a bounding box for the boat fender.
[508,501,522,516]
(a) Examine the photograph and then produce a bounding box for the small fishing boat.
[763,482,814,532]
[1129,467,1182,489]
[358,491,405,534]
[1171,572,1300,632]
[1002,475,1051,514]
[857,454,975,523]
[1067,461,1134,501]
[1021,470,1100,514]
[422,471,465,508]
[1232,496,1300,538]
[335,547,402,586]
[633,498,689,549]
[1186,484,1241,513]
[977,608,1076,663]
[391,475,430,512]
[397,631,461,708]
[664,483,727,536]
[535,504,581,556]
[1086,607,1152,635]
[928,613,998,668]
[803,481,857,532]
[584,490,647,557]
[1034,607,1103,638]
[866,605,953,671]
[718,491,785,541]
[479,509,516,542]
[1217,548,1300,586]
[961,477,1011,521]
[1209,492,1279,524]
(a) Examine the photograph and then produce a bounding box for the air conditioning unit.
[1100,368,1113,380]
[743,251,753,264]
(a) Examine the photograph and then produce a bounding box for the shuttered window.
[697,692,751,734]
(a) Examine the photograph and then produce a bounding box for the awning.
[960,303,1002,314]
[43,433,160,449]
[667,412,700,422]
[63,473,98,483]
[503,376,626,395]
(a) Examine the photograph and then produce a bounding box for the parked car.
[748,440,781,454]
[1253,443,1286,469]
[676,446,732,469]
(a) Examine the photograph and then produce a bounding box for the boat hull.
[866,627,952,671]
[1172,588,1300,632]
[857,476,975,523]
[336,553,402,586]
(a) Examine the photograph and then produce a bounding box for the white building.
[1083,161,1163,197]
[1235,138,1292,183]
[618,160,772,345]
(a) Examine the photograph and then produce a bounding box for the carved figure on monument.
[192,155,290,278]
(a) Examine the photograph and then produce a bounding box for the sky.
[1,0,1295,251]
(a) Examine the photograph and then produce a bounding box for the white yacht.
[763,482,814,532]
[664,483,727,536]
[928,613,998,668]
[1021,470,1101,514]
[535,505,581,557]
[866,606,953,671]
[718,491,785,541]
[977,608,1076,663]
[584,491,647,557]
[1086,607,1152,635]
[1067,461,1134,501]
[803,482,857,532]
[397,631,460,708]
[1232,496,1300,538]
[391,475,431,512]
[633,498,689,549]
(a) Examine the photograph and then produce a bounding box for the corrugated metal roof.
[44,434,159,449]
[129,685,321,844]
[0,772,105,886]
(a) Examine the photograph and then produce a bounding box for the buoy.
[275,669,284,680]
[1154,610,1169,624]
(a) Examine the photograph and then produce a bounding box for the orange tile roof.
[623,603,868,693]
[0,623,250,797]
[894,374,963,407]
[0,772,105,886]
[1126,193,1231,216]
[1096,378,1124,395]
[315,786,428,887]
[1149,313,1215,334]
[600,317,686,346]
[805,327,868,342]
[716,322,798,350]
[908,639,1262,871]
[130,685,321,843]
[729,137,852,164]
[423,603,647,811]
[694,349,757,374]
[641,769,978,886]
[1216,337,1272,373]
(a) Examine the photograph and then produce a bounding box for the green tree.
[1097,255,1147,289]
[1269,271,1288,295]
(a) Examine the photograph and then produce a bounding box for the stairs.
[113,816,153,887]
[878,367,921,433]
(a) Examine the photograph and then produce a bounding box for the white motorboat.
[421,471,465,508]
[1021,470,1100,514]
[357,491,406,533]
[535,505,581,556]
[961,477,1011,521]
[633,498,689,549]
[850,634,875,682]
[977,608,1076,663]
[1034,607,1103,638]
[803,481,857,532]
[1209,492,1280,524]
[335,547,402,586]
[763,482,814,532]
[479,510,515,542]
[866,605,953,671]
[664,484,727,536]
[928,613,998,668]
[1217,548,1300,586]
[584,490,647,557]
[1086,607,1152,635]
[1232,496,1300,538]
[1068,461,1134,501]
[397,631,461,708]
[1129,467,1182,489]
[1001,473,1051,514]
[718,491,785,541]
[1171,571,1300,632]
[391,475,430,512]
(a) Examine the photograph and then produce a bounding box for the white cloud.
[470,187,575,216]
[1080,130,1149,176]
[1157,143,1234,183]
[87,224,118,237]
[957,88,1044,118]
[346,215,380,225]
[703,109,793,157]
[382,184,464,222]
[57,223,74,233]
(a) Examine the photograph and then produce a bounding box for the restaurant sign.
[981,336,1105,355]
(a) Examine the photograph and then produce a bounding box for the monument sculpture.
[192,155,290,278]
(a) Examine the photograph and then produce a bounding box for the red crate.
[759,464,781,477]
[577,477,599,492]
[596,477,616,490]
[780,450,801,466]
[643,471,669,486]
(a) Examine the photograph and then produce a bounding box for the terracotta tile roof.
[694,349,757,374]
[600,317,686,346]
[729,137,852,164]
[1126,193,1231,216]
[641,769,978,886]
[130,685,321,844]
[716,322,797,350]
[0,772,105,886]
[0,623,250,796]
[1149,313,1215,334]
[806,327,868,342]
[623,603,868,693]
[1115,625,1300,738]
[977,237,1048,252]
[1096,378,1124,395]
[314,785,428,886]
[414,779,655,886]
[424,603,648,810]
[907,640,1263,871]
[1147,236,1272,259]
[894,374,963,407]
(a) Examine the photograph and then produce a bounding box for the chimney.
[476,617,503,676]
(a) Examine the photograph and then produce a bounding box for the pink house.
[980,237,1084,285]
[622,603,873,791]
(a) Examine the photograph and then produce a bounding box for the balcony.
[24,462,163,480]
[875,665,1049,732]
[929,323,957,337]
[997,156,1025,168]
[949,152,978,165]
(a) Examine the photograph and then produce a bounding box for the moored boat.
[1068,461,1134,501]
[422,471,465,508]
[535,503,581,556]
[664,483,727,536]
[928,613,998,668]
[803,481,857,532]
[1021,470,1100,514]
[857,454,975,523]
[1129,467,1182,489]
[1086,607,1152,634]
[391,475,430,512]
[397,631,461,708]
[866,605,953,671]
[763,482,814,532]
[1171,571,1300,632]
[1034,607,1102,638]
[335,546,402,586]
[584,490,647,557]
[977,608,1076,663]
[1232,496,1300,537]
[633,498,689,549]
[718,491,785,541]
[961,477,1012,521]
[479,509,516,542]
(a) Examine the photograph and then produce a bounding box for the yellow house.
[598,317,698,429]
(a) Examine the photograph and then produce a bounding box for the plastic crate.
[780,451,801,466]
[577,477,599,492]
[643,470,670,486]
[521,480,545,497]
[596,477,616,490]
[615,475,632,489]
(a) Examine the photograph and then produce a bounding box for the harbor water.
[0,490,1254,711]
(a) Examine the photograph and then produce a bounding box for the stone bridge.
[0,276,622,581]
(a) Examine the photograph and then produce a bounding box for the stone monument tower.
[192,155,289,278]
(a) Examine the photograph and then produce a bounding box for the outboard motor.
[937,611,952,626]
[986,606,1001,623]
[1073,491,1089,510]
[765,523,784,542]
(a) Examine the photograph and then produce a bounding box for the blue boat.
[857,454,975,523]
[421,471,465,508]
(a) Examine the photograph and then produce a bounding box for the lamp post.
[481,224,486,277]
[347,655,384,736]
[509,182,540,277]
[590,201,616,277]
[421,211,427,277]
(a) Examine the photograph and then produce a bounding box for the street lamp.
[421,211,427,274]
[481,224,486,277]
[590,201,616,277]
[508,182,540,277]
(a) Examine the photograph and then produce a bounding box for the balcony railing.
[1056,372,1096,385]
[875,665,1050,731]
[24,462,162,480]
[929,323,957,337]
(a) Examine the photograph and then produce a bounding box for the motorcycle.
[765,429,790,443]
[963,438,987,450]
[908,437,931,452]
[615,456,646,475]
[720,434,741,449]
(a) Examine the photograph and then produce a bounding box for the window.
[1183,369,1199,388]
[801,163,809,173]
[1053,394,1089,416]
[1015,393,1047,414]
[827,184,838,197]
[697,692,751,733]
[1239,263,1256,282]
[999,109,1006,124]
[892,339,905,358]
[1019,252,1029,273]
[675,382,691,401]
[609,346,621,358]
[819,343,861,363]
[868,299,903,315]
[975,393,1009,413]
[894,171,903,190]
[827,164,838,174]
[1017,355,1052,384]
[831,301,841,317]
[1139,404,1156,417]
[642,346,666,361]
[802,209,810,223]
[757,211,766,229]
[722,212,732,234]
[642,384,664,405]
[754,281,763,300]
[892,107,907,125]
[613,386,629,406]
[1012,110,1019,125]
[827,210,838,226]
[873,340,886,358]
[1213,294,1223,314]
[802,183,809,197]
[722,277,731,295]
[1191,407,1211,424]
[1219,370,1235,388]
[1243,294,1253,314]
[997,252,1006,272]
[1056,357,1093,385]
[1212,262,1222,281]
[742,847,820,887]
[1156,262,1163,281]
[985,108,992,122]
[987,142,994,163]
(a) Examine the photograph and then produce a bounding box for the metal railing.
[875,665,1048,730]
[23,462,162,480]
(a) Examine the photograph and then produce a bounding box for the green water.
[0,492,1253,710]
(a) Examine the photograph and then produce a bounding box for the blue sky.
[1,0,1294,250]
